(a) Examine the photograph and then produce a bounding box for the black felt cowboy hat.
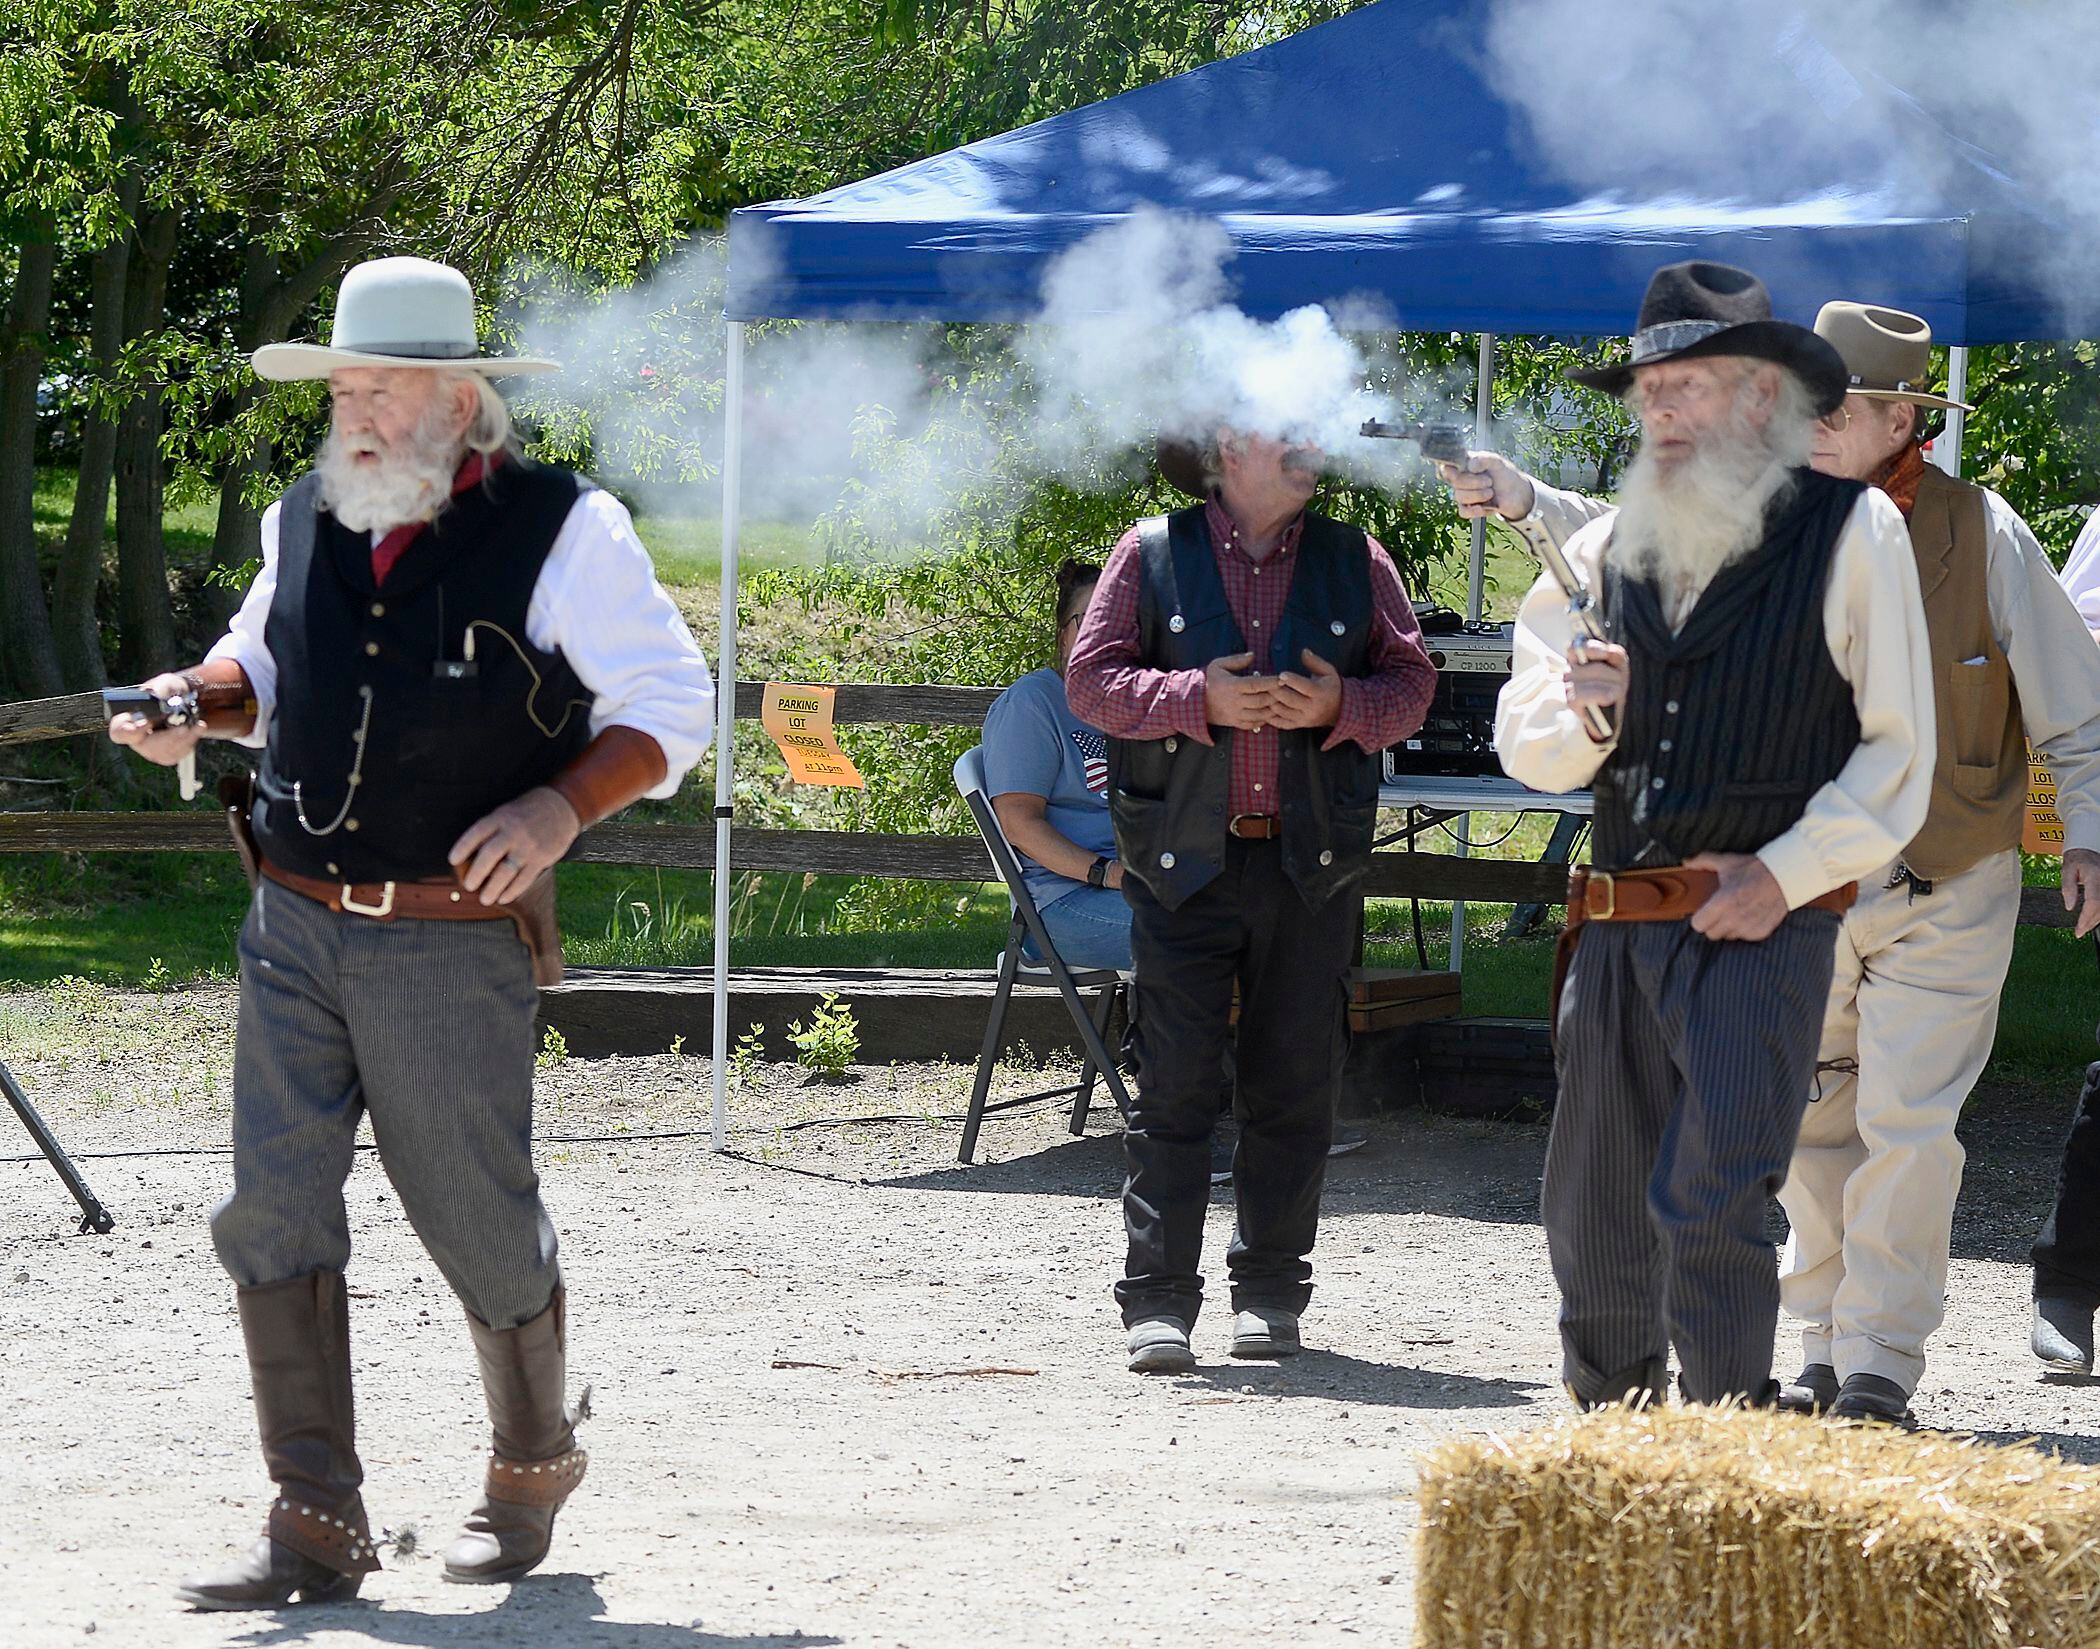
[1568,261,1849,417]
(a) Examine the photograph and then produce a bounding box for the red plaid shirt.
[1066,496,1436,816]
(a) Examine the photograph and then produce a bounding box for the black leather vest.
[1592,469,1863,870]
[1107,505,1379,911]
[252,462,595,883]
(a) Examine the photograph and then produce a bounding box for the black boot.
[442,1288,589,1584]
[1776,1362,1839,1415]
[178,1271,380,1610]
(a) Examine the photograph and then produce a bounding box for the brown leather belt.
[260,857,517,923]
[1227,813,1282,840]
[1565,865,1857,928]
[1551,865,1858,1034]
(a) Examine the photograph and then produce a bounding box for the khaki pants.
[1777,849,2021,1393]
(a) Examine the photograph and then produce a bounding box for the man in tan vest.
[1439,302,2100,1420]
[1764,304,2100,1420]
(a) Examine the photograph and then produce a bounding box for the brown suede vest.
[1902,464,2026,880]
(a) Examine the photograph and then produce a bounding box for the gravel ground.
[3,981,2099,1647]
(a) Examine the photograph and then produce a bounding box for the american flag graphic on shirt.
[1069,726,1109,794]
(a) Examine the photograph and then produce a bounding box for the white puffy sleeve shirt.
[1495,488,1937,909]
[204,487,714,799]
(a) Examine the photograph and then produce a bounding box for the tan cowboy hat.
[1813,302,1972,413]
[251,257,559,381]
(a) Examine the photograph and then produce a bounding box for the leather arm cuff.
[179,660,259,737]
[547,725,670,831]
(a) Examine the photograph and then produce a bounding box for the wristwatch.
[1087,856,1112,889]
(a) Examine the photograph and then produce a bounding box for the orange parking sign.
[761,683,865,788]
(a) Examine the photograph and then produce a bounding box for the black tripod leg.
[0,1061,115,1234]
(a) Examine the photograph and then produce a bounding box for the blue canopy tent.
[702,0,2063,1142]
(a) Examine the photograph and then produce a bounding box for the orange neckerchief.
[1868,441,1928,521]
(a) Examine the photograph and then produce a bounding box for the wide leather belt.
[1227,813,1282,840]
[1551,865,1858,1039]
[1565,865,1857,927]
[260,857,516,922]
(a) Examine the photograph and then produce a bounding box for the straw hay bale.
[1416,1406,2100,1649]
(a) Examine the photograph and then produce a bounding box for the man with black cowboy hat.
[1066,427,1436,1373]
[109,256,715,1606]
[1770,303,2100,1418]
[1497,261,1936,1410]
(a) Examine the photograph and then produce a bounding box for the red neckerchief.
[370,450,500,586]
[1868,441,1927,521]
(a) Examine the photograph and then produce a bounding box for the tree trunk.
[0,237,66,699]
[53,171,142,690]
[203,234,374,627]
[113,207,181,681]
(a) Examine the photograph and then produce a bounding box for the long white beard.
[316,403,468,534]
[1609,399,1812,626]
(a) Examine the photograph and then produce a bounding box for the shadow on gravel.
[874,1131,1124,1198]
[1177,1351,1548,1411]
[1957,1428,2100,1465]
[874,1112,1555,1230]
[221,1574,841,1649]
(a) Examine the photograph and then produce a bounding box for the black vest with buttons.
[1592,469,1863,871]
[1106,505,1379,912]
[251,462,596,884]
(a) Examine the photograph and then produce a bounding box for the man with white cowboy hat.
[109,255,716,1605]
[1771,302,2100,1420]
[1496,261,1937,1411]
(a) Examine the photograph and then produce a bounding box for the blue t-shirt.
[981,667,1117,910]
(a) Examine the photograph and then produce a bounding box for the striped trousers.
[1543,908,1840,1405]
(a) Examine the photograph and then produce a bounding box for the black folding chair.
[953,746,1131,1164]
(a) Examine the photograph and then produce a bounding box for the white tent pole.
[1934,345,1970,478]
[1450,331,1495,976]
[1466,332,1495,623]
[709,320,746,1153]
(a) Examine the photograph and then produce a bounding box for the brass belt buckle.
[340,881,397,918]
[1588,870,1616,920]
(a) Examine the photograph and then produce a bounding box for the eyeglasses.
[1818,405,1853,432]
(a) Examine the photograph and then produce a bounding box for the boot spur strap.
[484,1447,588,1508]
[267,1498,382,1576]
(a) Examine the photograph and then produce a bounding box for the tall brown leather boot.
[442,1287,588,1584]
[178,1271,381,1609]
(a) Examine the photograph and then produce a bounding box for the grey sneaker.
[1776,1361,1839,1415]
[1126,1317,1196,1375]
[1229,1307,1302,1359]
[2034,1297,2096,1374]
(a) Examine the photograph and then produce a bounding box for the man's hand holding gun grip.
[105,659,258,766]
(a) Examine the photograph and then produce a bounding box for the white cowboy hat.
[250,256,559,381]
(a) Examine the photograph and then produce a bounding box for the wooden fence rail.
[2,683,2088,927]
[1,680,1004,749]
[0,810,2084,927]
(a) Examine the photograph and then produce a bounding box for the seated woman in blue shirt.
[982,559,1132,973]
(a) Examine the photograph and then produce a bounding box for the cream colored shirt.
[1514,477,2100,858]
[1496,487,1936,908]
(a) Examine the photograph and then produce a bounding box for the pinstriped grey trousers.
[1543,908,1840,1405]
[209,881,561,1330]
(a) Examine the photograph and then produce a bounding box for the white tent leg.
[1450,332,1495,976]
[1933,345,1969,478]
[710,320,746,1153]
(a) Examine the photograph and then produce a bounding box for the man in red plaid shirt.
[1067,428,1436,1372]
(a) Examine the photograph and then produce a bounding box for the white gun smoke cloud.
[509,209,1429,549]
[1481,0,2100,331]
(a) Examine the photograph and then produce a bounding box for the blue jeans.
[1023,885,1133,973]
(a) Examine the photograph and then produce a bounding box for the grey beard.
[1609,422,1808,626]
[316,416,467,534]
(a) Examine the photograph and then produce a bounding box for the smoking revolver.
[101,684,201,730]
[1359,417,1614,741]
[1357,418,1473,466]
